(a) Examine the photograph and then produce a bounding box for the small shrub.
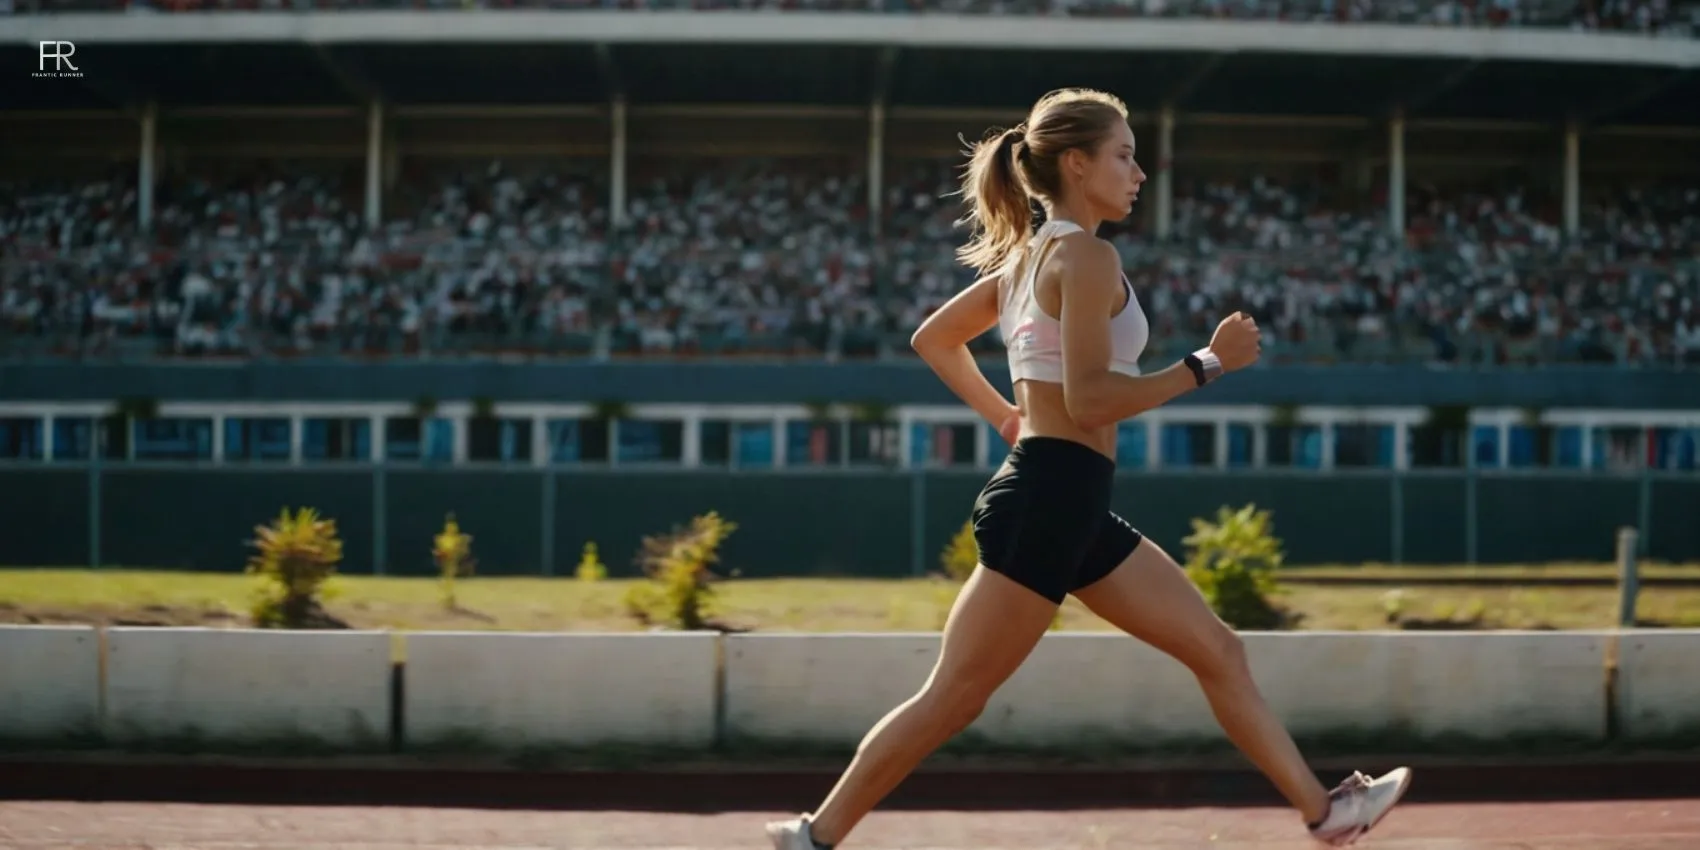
[1182,503,1287,630]
[247,507,343,629]
[623,511,738,630]
[576,541,608,582]
[940,519,978,582]
[624,582,664,624]
[1381,589,1408,625]
[433,513,475,610]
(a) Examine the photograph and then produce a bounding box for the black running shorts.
[969,435,1145,605]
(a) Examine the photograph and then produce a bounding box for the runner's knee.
[917,675,996,733]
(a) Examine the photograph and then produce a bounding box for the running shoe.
[766,814,832,850]
[1307,767,1414,846]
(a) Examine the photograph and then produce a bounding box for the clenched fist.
[1209,311,1262,372]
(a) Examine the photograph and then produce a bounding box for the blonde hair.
[954,87,1131,275]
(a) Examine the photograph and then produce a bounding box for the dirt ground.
[2,800,1698,849]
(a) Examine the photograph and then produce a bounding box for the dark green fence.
[5,466,1696,575]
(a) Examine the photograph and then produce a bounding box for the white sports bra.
[999,219,1149,384]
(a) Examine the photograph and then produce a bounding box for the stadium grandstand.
[1,3,1697,368]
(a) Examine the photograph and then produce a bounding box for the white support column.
[610,96,628,229]
[365,100,384,230]
[868,100,886,238]
[1388,109,1406,236]
[1156,104,1174,241]
[370,415,387,463]
[1393,420,1411,471]
[450,416,467,465]
[1319,417,1337,471]
[1563,121,1581,238]
[138,101,157,232]
[897,412,914,470]
[973,419,988,469]
[290,414,305,466]
[682,413,702,468]
[531,414,549,467]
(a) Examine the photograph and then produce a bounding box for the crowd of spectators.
[3,155,1696,367]
[6,0,1694,366]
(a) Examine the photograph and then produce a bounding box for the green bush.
[623,511,737,630]
[1182,503,1287,630]
[576,541,608,582]
[246,507,343,628]
[941,519,978,582]
[432,513,475,610]
[1381,589,1407,625]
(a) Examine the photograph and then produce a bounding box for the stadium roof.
[3,39,1698,130]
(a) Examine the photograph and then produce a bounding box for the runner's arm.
[1058,238,1199,429]
[911,273,1019,431]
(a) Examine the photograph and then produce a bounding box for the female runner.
[767,87,1411,848]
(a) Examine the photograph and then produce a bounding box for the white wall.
[405,631,718,747]
[103,628,392,747]
[4,627,1688,754]
[724,631,1611,747]
[1615,630,1700,740]
[0,625,101,741]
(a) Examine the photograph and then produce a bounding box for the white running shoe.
[766,814,830,850]
[1307,767,1413,846]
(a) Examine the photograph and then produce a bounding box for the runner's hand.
[1209,311,1262,372]
[997,407,1021,445]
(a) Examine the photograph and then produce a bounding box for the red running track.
[2,800,1698,849]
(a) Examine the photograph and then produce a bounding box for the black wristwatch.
[1183,347,1223,387]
